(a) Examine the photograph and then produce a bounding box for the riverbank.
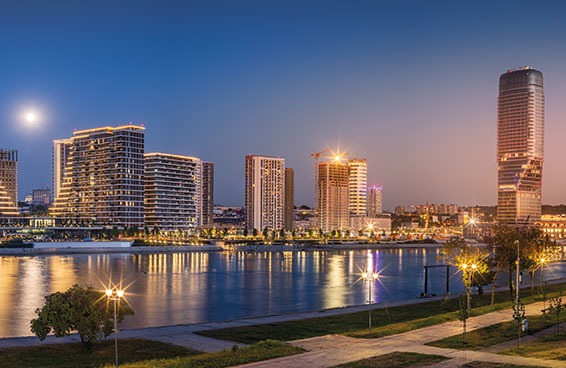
[0,241,455,256]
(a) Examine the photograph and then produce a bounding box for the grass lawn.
[501,331,566,360]
[426,314,558,350]
[333,352,448,367]
[198,283,566,344]
[0,338,199,368]
[108,339,305,368]
[461,362,545,368]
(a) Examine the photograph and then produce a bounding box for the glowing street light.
[26,112,37,123]
[361,270,379,336]
[105,288,125,368]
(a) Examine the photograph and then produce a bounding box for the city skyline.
[3,1,566,209]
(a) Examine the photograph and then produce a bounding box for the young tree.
[243,228,249,237]
[279,228,285,238]
[30,285,134,351]
[548,295,563,335]
[262,227,269,239]
[458,294,468,345]
[513,302,526,347]
[253,228,258,237]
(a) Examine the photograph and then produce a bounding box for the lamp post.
[515,239,520,316]
[361,270,379,336]
[105,288,125,368]
[540,258,546,311]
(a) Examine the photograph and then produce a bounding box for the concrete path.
[234,300,565,368]
[480,321,566,354]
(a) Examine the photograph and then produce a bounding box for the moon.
[26,113,37,123]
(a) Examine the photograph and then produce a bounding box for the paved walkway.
[234,300,566,368]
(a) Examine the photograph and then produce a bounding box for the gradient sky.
[2,0,566,210]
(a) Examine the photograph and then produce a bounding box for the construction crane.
[409,201,431,233]
[311,148,349,227]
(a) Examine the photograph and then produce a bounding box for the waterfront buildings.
[201,162,214,227]
[144,153,202,231]
[51,125,145,226]
[317,159,349,232]
[350,214,391,232]
[52,139,71,201]
[32,188,51,205]
[540,214,566,239]
[0,149,19,217]
[367,186,383,217]
[348,158,367,217]
[497,67,544,225]
[284,167,294,231]
[244,155,285,231]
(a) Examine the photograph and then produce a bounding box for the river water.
[1,247,564,338]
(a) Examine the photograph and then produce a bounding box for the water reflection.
[1,249,565,338]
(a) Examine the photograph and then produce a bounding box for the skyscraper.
[51,125,145,226]
[245,155,285,231]
[348,158,367,217]
[144,153,201,231]
[497,67,544,225]
[0,149,19,217]
[201,162,214,227]
[284,167,294,231]
[317,160,349,232]
[52,139,71,201]
[367,186,383,217]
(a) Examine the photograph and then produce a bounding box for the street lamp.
[361,270,379,336]
[540,258,546,311]
[105,288,125,368]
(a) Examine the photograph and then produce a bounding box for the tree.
[253,228,258,237]
[513,302,526,347]
[30,285,134,351]
[262,227,269,239]
[548,295,563,335]
[143,226,150,237]
[458,294,468,345]
[279,228,285,238]
[111,225,120,239]
[291,229,296,238]
[243,228,249,237]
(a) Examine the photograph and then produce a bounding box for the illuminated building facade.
[317,160,349,232]
[497,67,544,225]
[0,149,19,217]
[51,125,145,226]
[201,162,214,227]
[284,167,294,230]
[540,215,566,239]
[52,139,71,201]
[32,188,51,205]
[144,153,201,231]
[244,155,285,231]
[348,158,367,217]
[367,186,383,217]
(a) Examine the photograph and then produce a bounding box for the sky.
[1,0,566,210]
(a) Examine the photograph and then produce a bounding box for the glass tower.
[497,67,544,225]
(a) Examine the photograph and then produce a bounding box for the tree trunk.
[509,269,514,300]
[530,270,535,295]
[491,266,500,306]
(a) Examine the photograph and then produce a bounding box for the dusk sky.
[2,0,566,210]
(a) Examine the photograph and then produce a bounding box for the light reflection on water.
[1,248,565,338]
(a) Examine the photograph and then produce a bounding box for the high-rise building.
[32,188,51,205]
[367,186,383,217]
[497,67,544,225]
[51,125,145,226]
[52,139,71,201]
[244,155,285,231]
[0,149,19,217]
[144,153,202,231]
[201,162,214,227]
[348,158,367,217]
[284,167,294,231]
[317,160,349,232]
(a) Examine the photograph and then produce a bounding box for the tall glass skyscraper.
[497,67,544,225]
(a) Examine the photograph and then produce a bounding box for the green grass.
[110,340,305,368]
[333,352,448,367]
[426,314,559,350]
[0,338,199,368]
[461,362,546,368]
[198,283,566,344]
[502,331,566,360]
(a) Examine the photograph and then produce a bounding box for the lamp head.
[116,290,124,298]
[105,289,112,297]
[362,272,368,279]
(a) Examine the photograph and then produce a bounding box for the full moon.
[26,113,37,122]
